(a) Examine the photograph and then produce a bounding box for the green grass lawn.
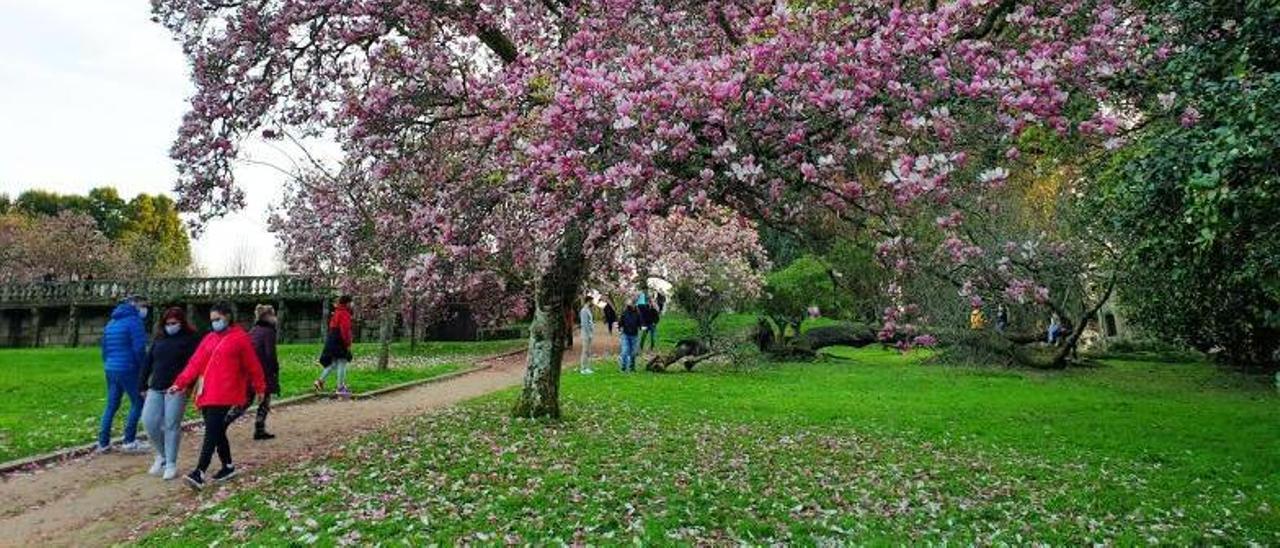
[139,345,1280,545]
[0,339,523,462]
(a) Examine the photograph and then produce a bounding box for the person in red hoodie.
[315,295,355,397]
[169,301,265,490]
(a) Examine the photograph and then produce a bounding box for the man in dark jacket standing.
[229,304,281,439]
[618,301,643,372]
[98,295,150,453]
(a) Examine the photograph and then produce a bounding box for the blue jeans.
[141,390,187,467]
[99,369,143,447]
[619,334,639,371]
[642,324,658,350]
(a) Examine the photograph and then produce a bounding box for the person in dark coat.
[227,304,280,440]
[140,307,199,480]
[602,302,618,334]
[98,295,149,453]
[618,302,643,372]
[641,301,661,351]
[317,295,355,396]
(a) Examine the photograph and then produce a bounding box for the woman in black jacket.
[227,304,281,440]
[139,307,200,480]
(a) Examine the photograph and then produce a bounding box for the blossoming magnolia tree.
[272,164,529,370]
[155,0,1150,417]
[629,208,769,343]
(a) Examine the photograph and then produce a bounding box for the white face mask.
[211,318,228,332]
[137,306,149,319]
[164,324,181,336]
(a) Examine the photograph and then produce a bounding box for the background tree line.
[0,187,193,283]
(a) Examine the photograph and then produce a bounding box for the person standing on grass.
[169,301,266,490]
[619,301,643,372]
[578,299,595,374]
[316,295,355,397]
[602,301,617,335]
[97,295,150,454]
[656,292,667,313]
[641,300,661,351]
[139,307,199,480]
[1048,313,1062,345]
[227,304,280,440]
[996,304,1009,333]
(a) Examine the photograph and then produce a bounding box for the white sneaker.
[93,443,112,454]
[162,465,179,480]
[584,368,595,374]
[148,456,165,476]
[120,440,151,453]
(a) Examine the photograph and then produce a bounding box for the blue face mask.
[211,319,228,332]
[164,324,181,336]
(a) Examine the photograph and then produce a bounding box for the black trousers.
[197,406,232,472]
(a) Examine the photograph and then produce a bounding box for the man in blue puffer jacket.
[97,295,150,453]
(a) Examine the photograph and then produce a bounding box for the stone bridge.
[0,276,333,348]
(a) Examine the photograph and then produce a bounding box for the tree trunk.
[376,276,404,371]
[512,227,586,419]
[1049,275,1117,369]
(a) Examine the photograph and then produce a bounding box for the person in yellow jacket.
[969,307,986,330]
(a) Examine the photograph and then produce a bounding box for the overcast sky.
[0,1,297,276]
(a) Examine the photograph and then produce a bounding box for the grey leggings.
[320,359,349,387]
[141,390,186,467]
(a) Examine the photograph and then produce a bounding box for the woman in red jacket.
[169,301,266,490]
[315,295,355,397]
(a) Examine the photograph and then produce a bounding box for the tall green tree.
[1090,0,1280,367]
[119,194,193,277]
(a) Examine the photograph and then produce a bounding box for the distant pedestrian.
[602,301,617,334]
[97,295,150,454]
[619,301,643,372]
[169,301,266,490]
[139,307,199,480]
[1048,313,1062,344]
[996,304,1009,333]
[969,307,986,330]
[656,292,667,313]
[316,295,355,397]
[636,290,649,308]
[227,304,280,440]
[578,300,595,374]
[641,301,661,351]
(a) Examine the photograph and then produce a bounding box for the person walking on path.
[996,304,1009,333]
[602,301,617,334]
[619,301,643,372]
[227,304,280,440]
[97,295,150,453]
[578,300,595,374]
[641,301,661,351]
[316,295,355,397]
[656,292,667,313]
[169,302,266,490]
[139,307,199,480]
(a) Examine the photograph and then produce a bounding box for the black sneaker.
[184,470,205,491]
[253,429,276,440]
[212,465,239,483]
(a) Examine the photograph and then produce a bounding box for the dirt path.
[0,333,619,547]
